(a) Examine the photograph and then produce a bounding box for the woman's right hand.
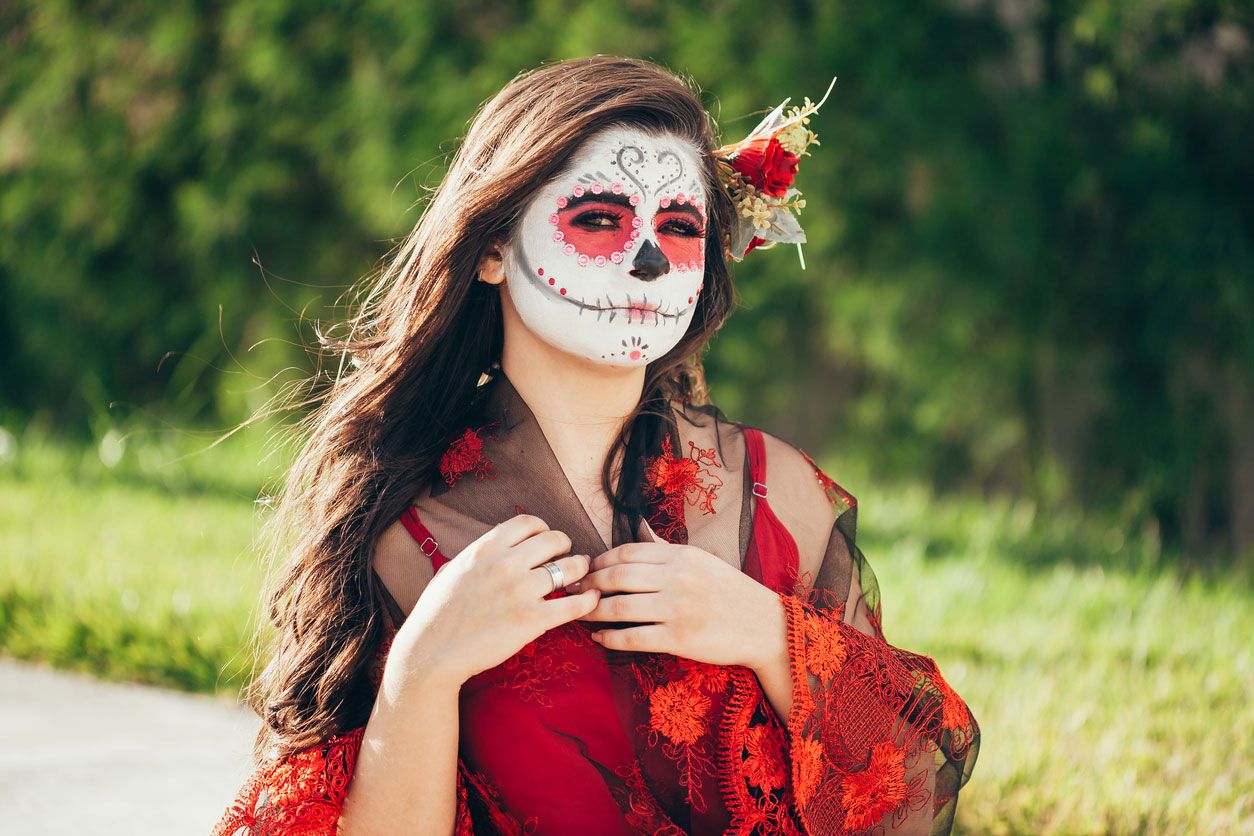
[387,513,600,690]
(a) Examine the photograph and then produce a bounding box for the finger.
[510,529,574,568]
[589,624,672,653]
[529,553,591,599]
[579,591,667,623]
[575,562,664,595]
[590,541,669,572]
[486,513,550,548]
[541,588,600,629]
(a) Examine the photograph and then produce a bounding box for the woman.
[213,56,980,835]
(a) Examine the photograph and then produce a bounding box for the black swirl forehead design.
[568,138,704,204]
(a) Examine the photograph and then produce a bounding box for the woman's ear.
[477,240,507,285]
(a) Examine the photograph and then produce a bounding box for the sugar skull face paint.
[502,125,708,366]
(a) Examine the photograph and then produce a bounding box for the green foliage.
[2,0,1251,554]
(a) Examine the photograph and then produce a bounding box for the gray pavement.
[1,658,262,835]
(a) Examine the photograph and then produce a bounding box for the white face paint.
[502,125,708,366]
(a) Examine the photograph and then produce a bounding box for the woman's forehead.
[552,125,707,198]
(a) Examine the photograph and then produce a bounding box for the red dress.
[212,371,980,835]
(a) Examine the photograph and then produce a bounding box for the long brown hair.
[246,55,737,759]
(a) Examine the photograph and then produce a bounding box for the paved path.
[2,658,261,835]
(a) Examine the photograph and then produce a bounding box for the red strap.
[400,505,452,571]
[743,427,800,594]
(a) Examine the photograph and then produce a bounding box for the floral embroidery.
[741,723,788,794]
[788,563,847,614]
[612,761,687,835]
[802,609,846,679]
[439,423,498,487]
[641,432,723,542]
[840,740,908,832]
[501,624,591,707]
[891,756,934,829]
[713,668,807,834]
[793,735,825,808]
[459,764,532,835]
[780,591,979,833]
[649,677,710,745]
[641,656,719,812]
[210,726,365,836]
[265,748,328,808]
[678,656,733,695]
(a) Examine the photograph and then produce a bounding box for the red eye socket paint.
[553,194,640,262]
[653,208,706,268]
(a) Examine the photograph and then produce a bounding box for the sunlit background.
[2,2,1252,833]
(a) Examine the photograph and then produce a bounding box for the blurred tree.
[1,0,1250,556]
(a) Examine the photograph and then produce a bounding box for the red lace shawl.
[212,371,980,835]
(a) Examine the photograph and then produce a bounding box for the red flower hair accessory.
[715,77,836,267]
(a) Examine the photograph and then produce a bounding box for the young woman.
[212,56,980,835]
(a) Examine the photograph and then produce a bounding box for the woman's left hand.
[571,519,787,672]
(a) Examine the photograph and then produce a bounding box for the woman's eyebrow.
[562,191,636,211]
[657,202,703,220]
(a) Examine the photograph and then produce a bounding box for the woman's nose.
[629,240,670,281]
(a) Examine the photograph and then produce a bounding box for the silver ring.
[541,560,565,593]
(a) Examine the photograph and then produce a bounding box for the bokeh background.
[2,1,1251,833]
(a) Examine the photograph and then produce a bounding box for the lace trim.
[210,727,365,836]
[714,667,805,835]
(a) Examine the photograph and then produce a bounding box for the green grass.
[0,425,280,695]
[1,425,1251,834]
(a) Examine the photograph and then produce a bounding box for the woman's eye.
[658,219,705,237]
[574,210,622,229]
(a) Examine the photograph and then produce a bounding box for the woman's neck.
[499,336,645,537]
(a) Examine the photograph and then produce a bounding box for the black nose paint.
[629,239,670,282]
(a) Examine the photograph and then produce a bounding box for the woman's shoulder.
[678,399,853,494]
[675,398,856,537]
[370,498,437,622]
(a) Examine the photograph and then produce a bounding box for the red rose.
[743,236,767,256]
[730,137,800,197]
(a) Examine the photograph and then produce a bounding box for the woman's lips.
[590,295,669,324]
[516,255,690,325]
[615,298,661,323]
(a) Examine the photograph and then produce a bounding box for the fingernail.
[566,581,582,593]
